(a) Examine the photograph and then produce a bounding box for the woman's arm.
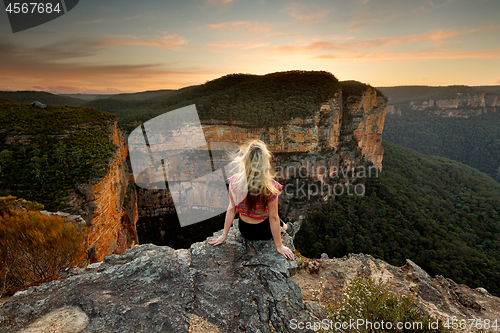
[208,188,236,246]
[268,196,295,260]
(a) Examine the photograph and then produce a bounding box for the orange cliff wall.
[68,120,139,265]
[202,87,385,170]
[348,88,387,170]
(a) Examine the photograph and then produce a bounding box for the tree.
[0,208,83,295]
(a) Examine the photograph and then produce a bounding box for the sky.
[1,0,499,94]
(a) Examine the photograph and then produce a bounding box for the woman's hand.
[208,234,227,246]
[277,245,295,260]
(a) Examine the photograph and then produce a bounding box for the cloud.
[315,49,500,60]
[33,37,107,59]
[75,15,141,25]
[205,0,234,5]
[207,21,270,33]
[0,36,105,61]
[207,41,269,49]
[346,0,457,30]
[284,3,328,21]
[494,79,500,84]
[100,34,188,50]
[0,37,209,94]
[275,26,500,53]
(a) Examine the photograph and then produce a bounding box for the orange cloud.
[207,21,270,33]
[494,79,500,84]
[284,3,328,21]
[205,0,233,5]
[100,34,188,50]
[348,0,457,30]
[276,26,500,53]
[207,41,269,49]
[315,49,500,60]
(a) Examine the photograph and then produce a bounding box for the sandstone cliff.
[65,120,139,265]
[387,92,499,118]
[1,97,139,267]
[136,87,386,221]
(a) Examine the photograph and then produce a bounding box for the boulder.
[30,101,46,109]
[0,220,312,333]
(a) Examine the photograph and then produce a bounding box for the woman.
[208,139,297,260]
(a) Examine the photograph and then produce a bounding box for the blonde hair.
[229,139,278,210]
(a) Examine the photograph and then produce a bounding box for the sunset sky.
[1,0,499,94]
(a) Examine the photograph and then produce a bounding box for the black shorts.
[237,213,284,241]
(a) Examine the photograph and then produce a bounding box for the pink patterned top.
[228,173,284,220]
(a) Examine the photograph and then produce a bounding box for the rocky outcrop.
[388,93,499,118]
[293,253,500,326]
[0,221,313,333]
[65,120,139,265]
[3,228,499,332]
[387,104,401,116]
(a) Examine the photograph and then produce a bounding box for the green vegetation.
[0,201,83,295]
[0,91,85,106]
[322,275,452,333]
[340,80,387,103]
[114,70,342,130]
[384,111,500,182]
[378,85,500,105]
[1,71,387,134]
[296,141,500,296]
[0,195,44,213]
[0,98,118,211]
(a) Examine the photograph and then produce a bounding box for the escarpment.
[0,97,139,266]
[136,87,386,221]
[381,86,500,118]
[24,120,140,266]
[66,120,139,265]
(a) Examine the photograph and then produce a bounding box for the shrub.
[321,275,452,332]
[0,209,83,296]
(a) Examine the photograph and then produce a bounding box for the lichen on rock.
[0,220,313,333]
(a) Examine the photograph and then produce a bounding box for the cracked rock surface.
[0,221,312,333]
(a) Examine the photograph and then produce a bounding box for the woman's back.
[228,172,283,221]
[209,139,295,260]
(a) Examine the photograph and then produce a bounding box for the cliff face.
[388,93,499,118]
[137,88,386,220]
[202,88,385,169]
[66,120,139,265]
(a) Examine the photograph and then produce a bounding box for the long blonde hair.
[229,139,278,210]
